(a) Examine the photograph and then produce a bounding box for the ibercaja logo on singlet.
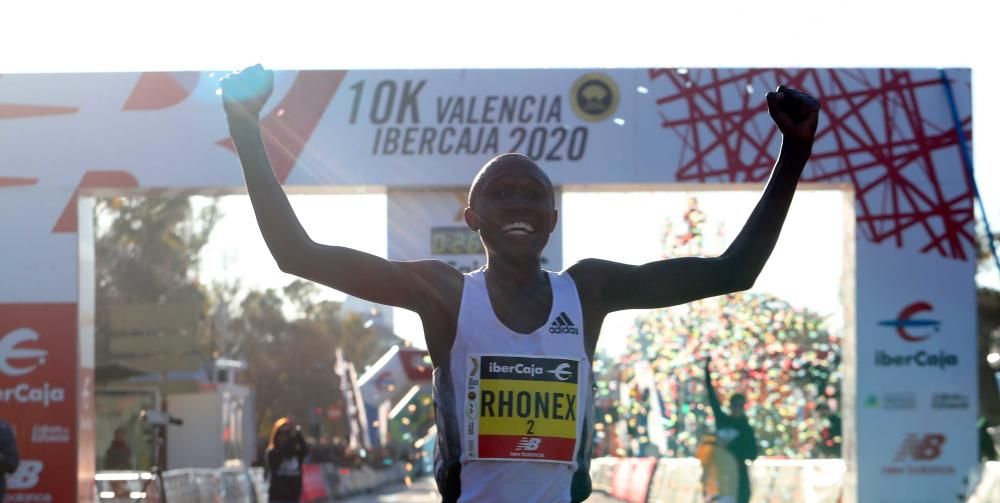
[465,354,583,464]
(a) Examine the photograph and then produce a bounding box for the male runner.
[221,64,819,503]
[704,358,758,503]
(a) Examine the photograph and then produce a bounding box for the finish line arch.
[0,67,974,502]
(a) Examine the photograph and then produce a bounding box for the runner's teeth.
[502,222,534,233]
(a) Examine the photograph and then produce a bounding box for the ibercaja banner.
[1,304,78,503]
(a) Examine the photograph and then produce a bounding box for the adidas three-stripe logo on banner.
[548,311,579,334]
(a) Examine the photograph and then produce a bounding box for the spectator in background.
[696,431,739,503]
[705,358,758,503]
[266,417,308,503]
[609,288,840,459]
[104,426,133,470]
[330,438,346,466]
[979,417,998,462]
[818,402,842,458]
[1,417,20,501]
[310,437,332,464]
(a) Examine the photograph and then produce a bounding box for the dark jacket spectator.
[706,359,759,503]
[266,417,309,503]
[1,417,20,500]
[104,427,133,470]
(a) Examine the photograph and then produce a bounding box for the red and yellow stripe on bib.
[465,355,582,463]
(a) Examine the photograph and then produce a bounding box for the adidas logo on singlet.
[548,312,579,335]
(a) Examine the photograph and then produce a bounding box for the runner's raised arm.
[221,65,460,314]
[568,86,820,328]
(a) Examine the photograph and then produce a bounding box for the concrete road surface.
[338,477,625,502]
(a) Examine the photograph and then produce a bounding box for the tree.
[229,280,400,444]
[980,288,1000,423]
[94,195,220,364]
[976,223,1000,423]
[95,194,411,457]
[96,196,219,303]
[93,195,221,470]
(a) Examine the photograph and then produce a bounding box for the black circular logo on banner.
[571,73,620,122]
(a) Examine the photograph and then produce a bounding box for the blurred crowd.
[590,197,842,459]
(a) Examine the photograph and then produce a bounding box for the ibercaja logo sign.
[875,301,959,371]
[0,304,79,502]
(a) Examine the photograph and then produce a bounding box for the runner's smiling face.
[465,156,557,261]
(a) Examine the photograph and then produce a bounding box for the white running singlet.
[433,268,594,503]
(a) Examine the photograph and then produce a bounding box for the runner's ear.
[549,208,559,233]
[464,207,480,232]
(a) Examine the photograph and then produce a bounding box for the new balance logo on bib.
[516,437,542,452]
[549,312,578,334]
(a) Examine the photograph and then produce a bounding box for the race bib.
[464,354,583,464]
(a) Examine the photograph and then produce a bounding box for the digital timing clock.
[431,227,484,255]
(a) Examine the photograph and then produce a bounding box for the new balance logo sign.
[549,312,579,334]
[895,433,945,462]
[515,437,542,451]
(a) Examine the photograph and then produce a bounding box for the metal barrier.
[248,468,268,502]
[968,461,1000,503]
[646,458,702,503]
[748,459,844,503]
[589,457,844,503]
[94,459,1000,502]
[590,459,1000,503]
[591,458,1000,503]
[161,469,224,503]
[590,457,703,503]
[590,457,618,494]
[95,462,407,502]
[94,471,162,502]
[609,457,658,503]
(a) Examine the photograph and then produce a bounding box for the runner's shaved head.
[468,153,554,208]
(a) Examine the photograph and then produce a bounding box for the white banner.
[294,70,637,187]
[854,239,977,502]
